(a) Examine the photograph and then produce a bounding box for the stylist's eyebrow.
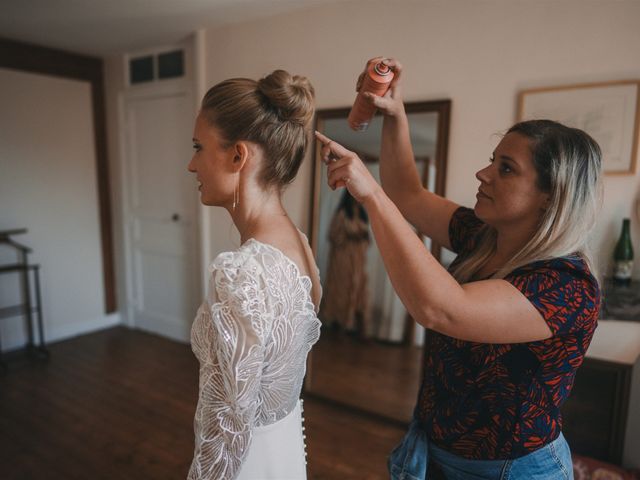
[500,155,522,170]
[192,138,199,142]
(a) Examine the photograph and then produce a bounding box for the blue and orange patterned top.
[416,207,600,459]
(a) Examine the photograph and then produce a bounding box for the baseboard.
[0,313,122,353]
[48,313,122,343]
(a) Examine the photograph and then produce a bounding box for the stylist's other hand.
[356,57,405,118]
[315,131,382,206]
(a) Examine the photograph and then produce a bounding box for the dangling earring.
[232,173,240,212]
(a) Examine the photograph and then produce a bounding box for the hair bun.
[257,70,315,126]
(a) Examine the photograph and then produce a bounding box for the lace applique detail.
[188,240,321,479]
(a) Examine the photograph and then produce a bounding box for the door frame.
[117,39,202,330]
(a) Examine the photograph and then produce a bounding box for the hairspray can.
[348,61,395,131]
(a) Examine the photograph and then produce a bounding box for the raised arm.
[316,132,553,344]
[361,58,459,249]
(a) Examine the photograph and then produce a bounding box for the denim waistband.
[388,419,573,480]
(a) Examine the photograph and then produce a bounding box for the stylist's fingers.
[315,139,362,191]
[314,130,333,147]
[362,91,390,109]
[326,155,358,189]
[315,131,353,161]
[362,87,403,117]
[328,157,381,203]
[323,156,347,189]
[315,133,336,164]
[381,58,403,85]
[327,163,356,191]
[316,134,357,183]
[326,156,354,176]
[355,72,364,92]
[315,132,372,194]
[318,142,334,164]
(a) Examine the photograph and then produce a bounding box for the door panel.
[124,90,198,342]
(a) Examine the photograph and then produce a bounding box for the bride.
[187,70,321,480]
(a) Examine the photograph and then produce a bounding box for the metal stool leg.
[0,328,6,373]
[32,265,49,359]
[20,251,35,354]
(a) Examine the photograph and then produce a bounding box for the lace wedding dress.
[188,238,321,480]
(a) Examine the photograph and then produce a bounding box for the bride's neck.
[231,188,288,243]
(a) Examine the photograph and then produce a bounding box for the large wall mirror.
[306,100,451,423]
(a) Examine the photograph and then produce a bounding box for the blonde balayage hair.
[200,69,315,188]
[450,120,603,283]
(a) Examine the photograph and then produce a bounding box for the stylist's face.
[474,132,549,229]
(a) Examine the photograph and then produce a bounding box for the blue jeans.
[388,419,573,479]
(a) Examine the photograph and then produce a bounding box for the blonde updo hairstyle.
[200,69,315,188]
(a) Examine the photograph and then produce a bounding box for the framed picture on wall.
[517,80,640,174]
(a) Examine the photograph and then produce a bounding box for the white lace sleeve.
[188,254,267,480]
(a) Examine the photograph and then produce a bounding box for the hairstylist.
[315,58,602,479]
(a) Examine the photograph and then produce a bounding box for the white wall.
[200,0,640,278]
[0,68,118,351]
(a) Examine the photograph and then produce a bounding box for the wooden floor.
[0,327,405,479]
[309,329,423,423]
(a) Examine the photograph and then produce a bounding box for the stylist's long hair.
[450,120,603,283]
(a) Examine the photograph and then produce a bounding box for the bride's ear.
[230,141,250,173]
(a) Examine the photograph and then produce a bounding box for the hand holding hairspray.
[348,60,395,131]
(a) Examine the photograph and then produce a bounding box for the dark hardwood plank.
[305,398,404,479]
[308,328,422,423]
[0,327,404,479]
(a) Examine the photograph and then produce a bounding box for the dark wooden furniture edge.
[0,37,116,313]
[563,356,633,464]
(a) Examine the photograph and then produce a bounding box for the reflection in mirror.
[307,101,451,423]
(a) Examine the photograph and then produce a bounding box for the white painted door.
[123,88,199,342]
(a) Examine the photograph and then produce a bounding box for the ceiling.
[0,0,352,56]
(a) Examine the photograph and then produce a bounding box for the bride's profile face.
[188,114,236,206]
